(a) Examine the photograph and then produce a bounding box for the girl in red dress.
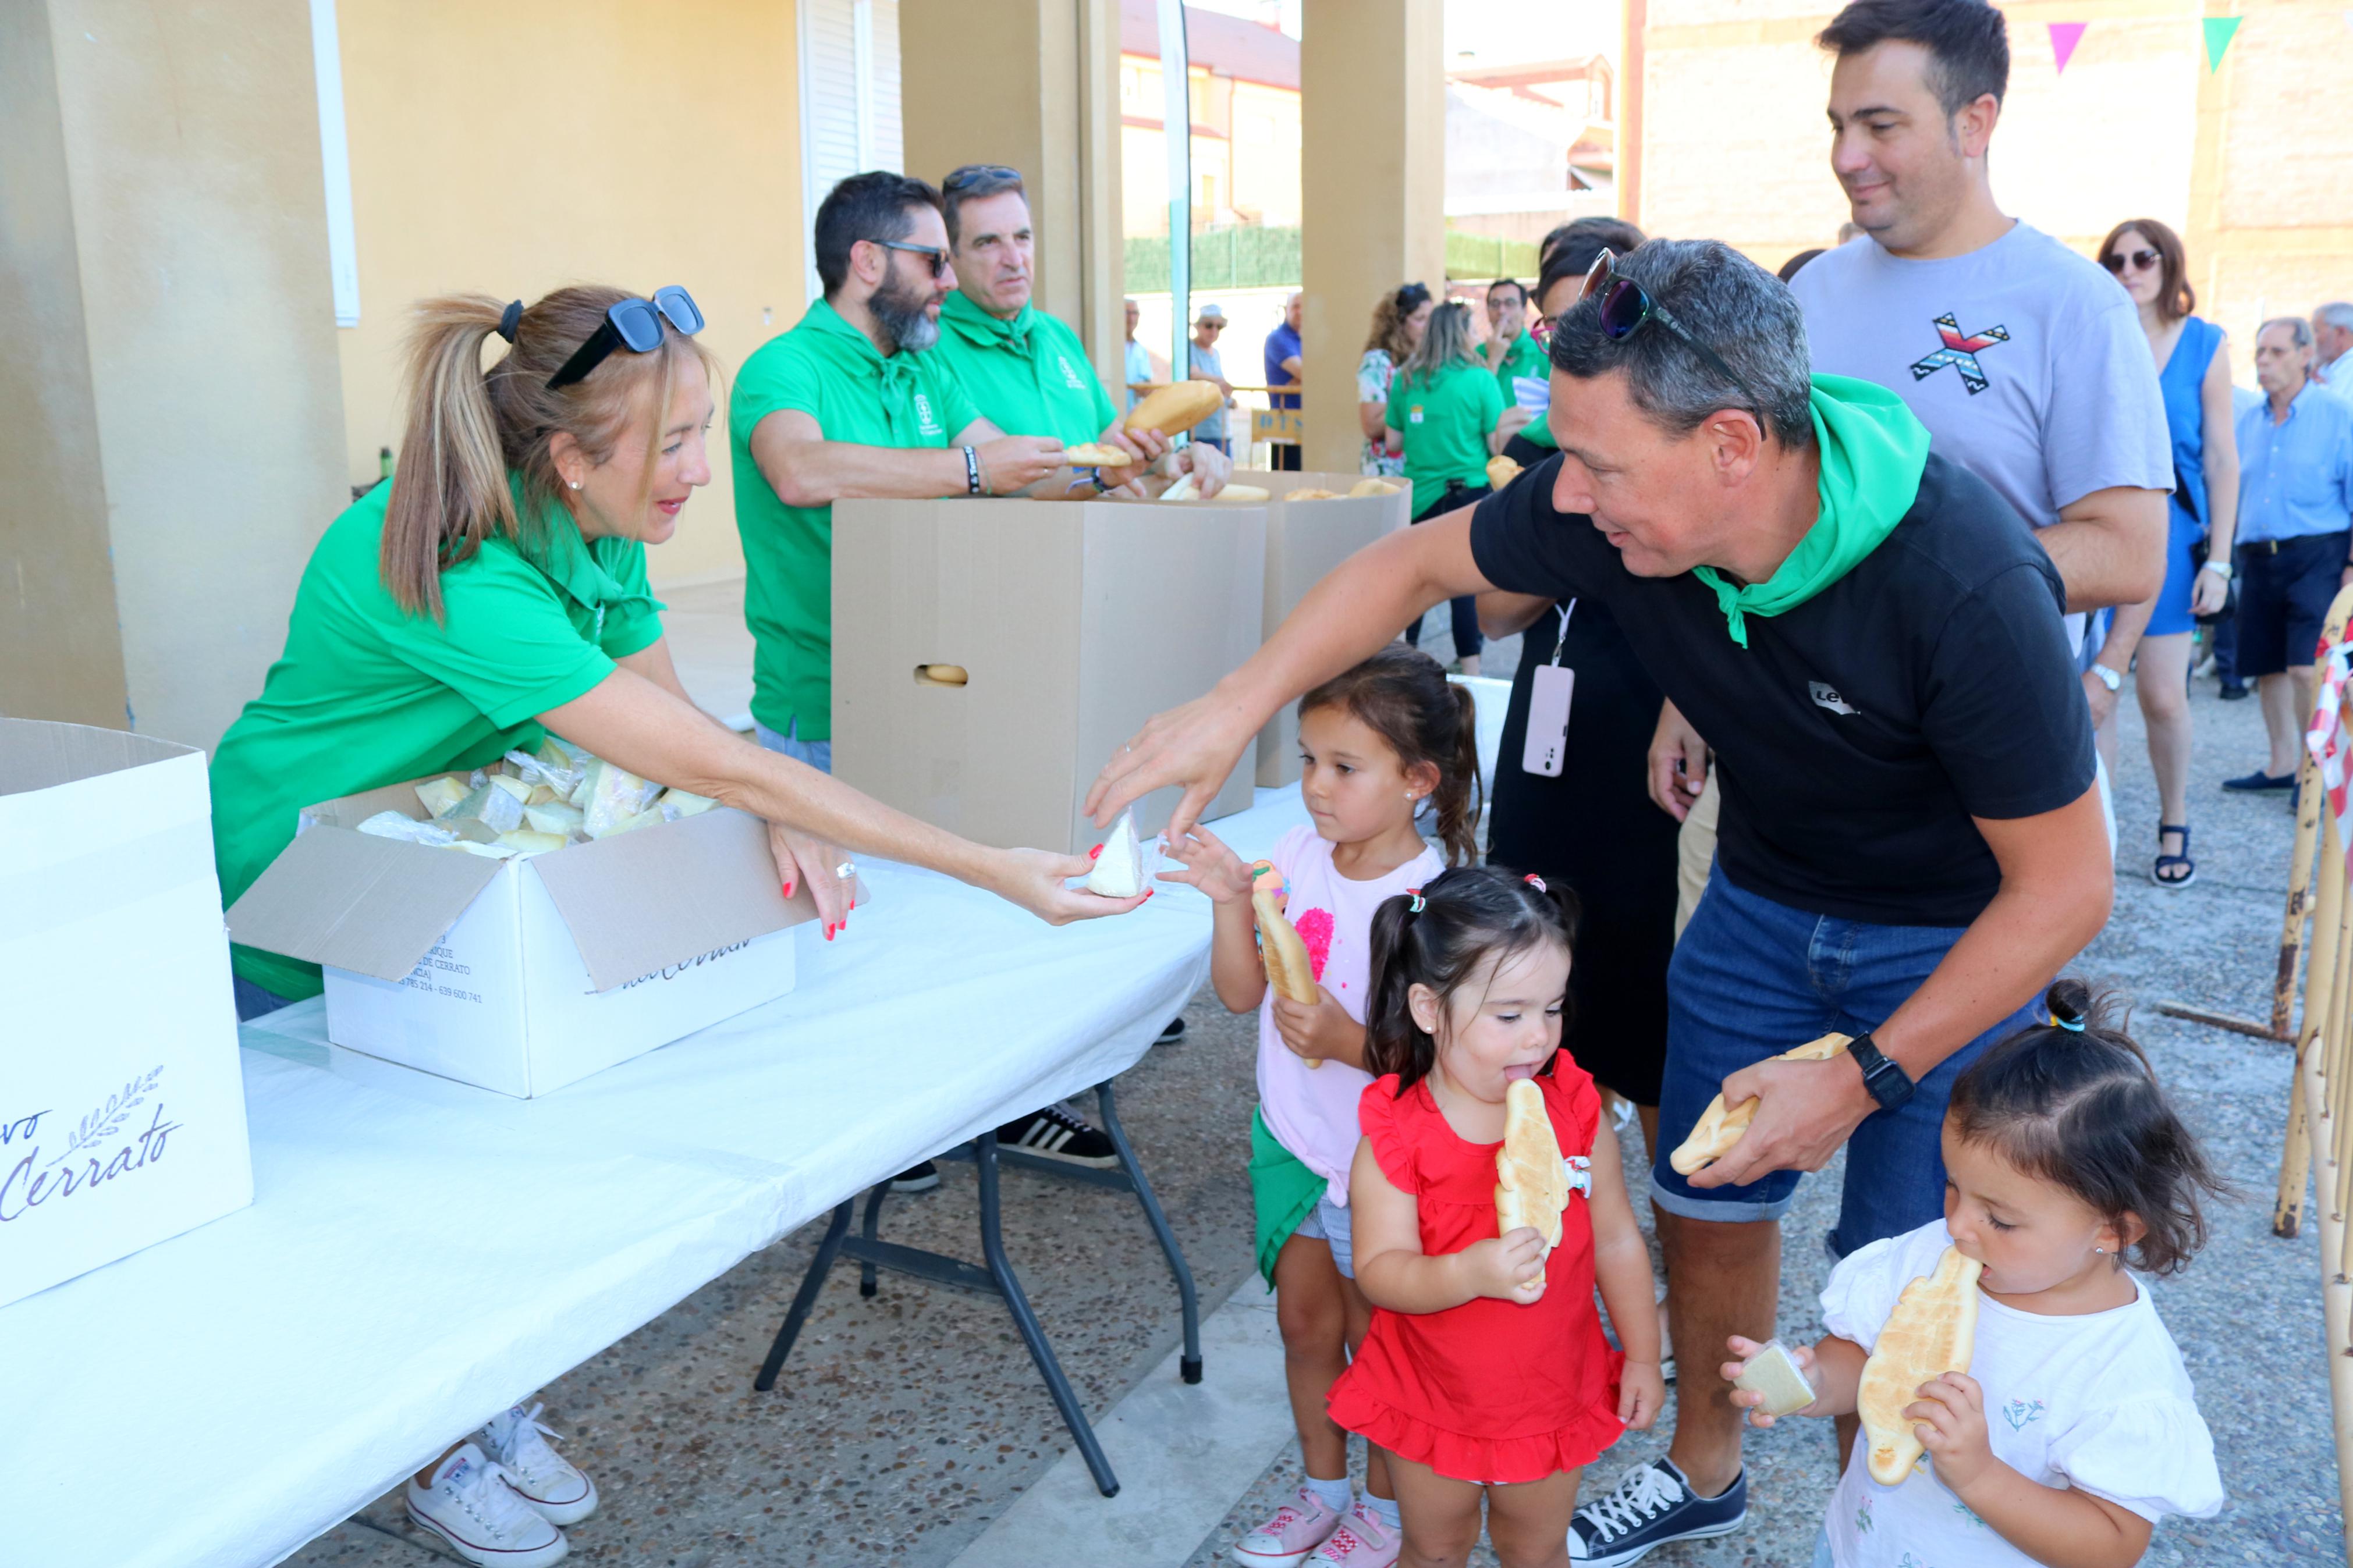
[1330,867,1666,1568]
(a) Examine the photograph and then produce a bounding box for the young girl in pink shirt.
[1163,646,1478,1568]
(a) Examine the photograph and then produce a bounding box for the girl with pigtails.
[1161,645,1478,1566]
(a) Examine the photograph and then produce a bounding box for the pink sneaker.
[1232,1485,1345,1567]
[1311,1501,1402,1567]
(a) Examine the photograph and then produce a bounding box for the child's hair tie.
[1524,874,1547,893]
[1407,889,1426,913]
[2052,1011,2085,1033]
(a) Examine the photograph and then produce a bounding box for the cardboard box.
[1226,470,1414,786]
[228,782,836,1098]
[831,495,1265,856]
[0,719,253,1309]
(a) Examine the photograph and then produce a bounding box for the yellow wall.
[333,0,805,588]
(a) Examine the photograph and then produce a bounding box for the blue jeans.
[1649,869,2037,1258]
[1812,1524,1837,1568]
[754,719,832,774]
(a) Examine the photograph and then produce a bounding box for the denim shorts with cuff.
[1293,1193,1357,1279]
[754,719,832,774]
[1649,868,2036,1260]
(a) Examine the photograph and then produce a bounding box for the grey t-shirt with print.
[1790,223,2171,569]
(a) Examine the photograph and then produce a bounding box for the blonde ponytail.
[379,285,724,619]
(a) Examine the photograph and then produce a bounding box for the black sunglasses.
[877,239,951,278]
[2101,247,2161,274]
[545,286,705,391]
[1579,249,1771,440]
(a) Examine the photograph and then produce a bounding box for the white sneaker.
[406,1442,569,1567]
[480,1402,599,1526]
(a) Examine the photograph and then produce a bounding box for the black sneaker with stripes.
[995,1105,1120,1168]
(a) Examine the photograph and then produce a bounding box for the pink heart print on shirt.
[1293,908,1335,983]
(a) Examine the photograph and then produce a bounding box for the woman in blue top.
[2101,219,2238,888]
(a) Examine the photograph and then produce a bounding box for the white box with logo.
[0,719,254,1310]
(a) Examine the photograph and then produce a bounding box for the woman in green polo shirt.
[1383,298,1509,675]
[213,283,1141,1022]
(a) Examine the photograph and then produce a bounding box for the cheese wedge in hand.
[1494,1077,1570,1252]
[1084,810,1148,897]
[1668,1033,1851,1175]
[1858,1246,1983,1484]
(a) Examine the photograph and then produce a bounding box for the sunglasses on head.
[1577,249,1772,440]
[545,286,705,391]
[943,163,1023,191]
[876,239,950,279]
[2101,247,2161,274]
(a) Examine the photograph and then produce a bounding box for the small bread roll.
[1124,381,1225,438]
[1063,442,1134,467]
[1214,483,1270,503]
[1286,488,1340,500]
[1486,454,1522,490]
[1348,478,1401,497]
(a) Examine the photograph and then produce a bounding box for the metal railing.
[2274,584,2353,1558]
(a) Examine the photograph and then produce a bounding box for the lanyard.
[1549,599,1578,666]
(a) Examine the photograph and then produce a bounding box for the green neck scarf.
[941,290,1032,353]
[1691,374,1930,647]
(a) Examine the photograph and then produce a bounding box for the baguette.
[1668,1033,1851,1175]
[1494,1078,1570,1252]
[1857,1246,1983,1484]
[1124,381,1225,438]
[1251,860,1325,1068]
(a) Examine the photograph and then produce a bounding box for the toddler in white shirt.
[1725,979,2227,1568]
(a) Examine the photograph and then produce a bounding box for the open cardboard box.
[1,719,253,1308]
[1217,470,1413,786]
[831,495,1265,857]
[228,779,847,1098]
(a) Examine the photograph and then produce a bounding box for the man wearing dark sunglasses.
[1087,239,2112,1567]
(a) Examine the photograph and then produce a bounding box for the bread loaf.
[1124,381,1225,438]
[1668,1033,1851,1175]
[1493,1078,1570,1251]
[1857,1246,1983,1484]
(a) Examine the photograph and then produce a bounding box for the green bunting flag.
[2203,15,2242,70]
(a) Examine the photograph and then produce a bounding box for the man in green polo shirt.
[1483,276,1543,453]
[928,163,1228,499]
[731,170,1067,773]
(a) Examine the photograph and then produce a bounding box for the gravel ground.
[286,655,2347,1568]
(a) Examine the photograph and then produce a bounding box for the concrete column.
[1298,0,1447,476]
[900,0,1127,392]
[0,1,349,749]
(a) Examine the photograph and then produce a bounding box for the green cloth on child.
[1250,1107,1329,1289]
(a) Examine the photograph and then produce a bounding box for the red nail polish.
[782,879,794,898]
[824,923,835,941]
[1088,844,1103,860]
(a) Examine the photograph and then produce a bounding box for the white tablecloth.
[3,787,1313,1568]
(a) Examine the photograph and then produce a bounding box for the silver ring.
[835,861,856,880]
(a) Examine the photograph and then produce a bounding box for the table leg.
[1092,1079,1204,1384]
[975,1132,1122,1498]
[858,1181,890,1297]
[754,1198,854,1391]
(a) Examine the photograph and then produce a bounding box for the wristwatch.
[2089,662,2123,693]
[1847,1033,1916,1112]
[2199,560,2233,580]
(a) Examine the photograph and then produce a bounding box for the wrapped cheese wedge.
[357,810,459,847]
[415,776,468,818]
[1858,1246,1983,1484]
[1494,1077,1570,1251]
[446,781,526,837]
[1159,472,1201,503]
[1486,453,1522,489]
[604,806,668,837]
[1733,1338,1818,1419]
[486,773,533,803]
[496,830,568,855]
[1350,478,1401,497]
[578,758,659,837]
[445,839,519,859]
[524,801,585,837]
[1084,810,1147,897]
[1123,381,1224,438]
[1063,442,1134,467]
[1669,1033,1851,1175]
[659,788,719,820]
[525,783,563,806]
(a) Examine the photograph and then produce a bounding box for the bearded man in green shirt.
[929,163,1229,500]
[732,170,1074,774]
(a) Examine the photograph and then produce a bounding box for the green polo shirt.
[1386,359,1506,495]
[211,478,666,999]
[730,300,981,742]
[930,291,1116,445]
[1492,332,1556,451]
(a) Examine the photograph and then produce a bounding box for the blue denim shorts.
[754,719,832,774]
[1649,869,2037,1258]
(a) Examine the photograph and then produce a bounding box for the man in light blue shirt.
[2226,317,2353,790]
[1122,296,1152,411]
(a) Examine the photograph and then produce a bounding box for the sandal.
[2155,823,2195,888]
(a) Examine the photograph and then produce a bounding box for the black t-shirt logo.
[1910,311,2011,395]
[1810,680,1859,716]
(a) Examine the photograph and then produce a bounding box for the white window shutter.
[800,0,904,308]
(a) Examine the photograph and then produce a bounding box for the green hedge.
[1125,225,1302,293]
[1444,229,1539,283]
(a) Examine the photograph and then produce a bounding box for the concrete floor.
[286,635,2346,1567]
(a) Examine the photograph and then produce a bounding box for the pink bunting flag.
[2048,21,2087,73]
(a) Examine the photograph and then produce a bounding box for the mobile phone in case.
[1520,664,1574,776]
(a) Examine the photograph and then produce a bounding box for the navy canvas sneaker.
[1567,1457,1747,1565]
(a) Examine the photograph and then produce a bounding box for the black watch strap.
[1848,1032,1916,1111]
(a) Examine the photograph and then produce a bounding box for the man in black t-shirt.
[1087,239,2111,1562]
